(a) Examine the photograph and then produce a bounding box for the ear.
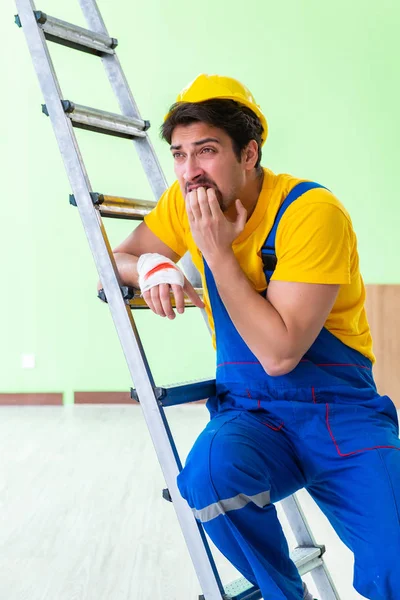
[242,140,259,170]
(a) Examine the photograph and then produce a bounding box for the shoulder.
[301,187,350,217]
[270,177,357,259]
[271,178,355,244]
[264,169,351,221]
[282,182,352,225]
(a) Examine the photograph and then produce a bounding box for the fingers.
[234,199,248,233]
[142,290,156,314]
[185,193,194,223]
[142,284,185,319]
[184,278,205,308]
[206,187,222,218]
[142,282,204,317]
[151,284,175,319]
[171,284,185,314]
[186,190,200,222]
[186,187,213,220]
[196,187,213,218]
[143,286,172,318]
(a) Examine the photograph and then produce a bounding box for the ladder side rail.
[15,2,223,597]
[280,495,340,599]
[78,0,168,199]
[77,0,203,290]
[280,495,318,546]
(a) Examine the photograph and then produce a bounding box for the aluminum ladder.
[14,1,341,598]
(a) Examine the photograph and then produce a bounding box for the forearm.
[112,252,140,288]
[209,251,296,375]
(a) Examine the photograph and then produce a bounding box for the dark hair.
[161,99,263,170]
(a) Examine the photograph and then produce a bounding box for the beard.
[185,178,232,212]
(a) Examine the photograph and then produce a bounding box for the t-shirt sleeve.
[143,184,188,258]
[271,200,352,284]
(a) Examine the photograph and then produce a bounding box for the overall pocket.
[325,399,400,457]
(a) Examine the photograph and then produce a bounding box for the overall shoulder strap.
[261,181,328,284]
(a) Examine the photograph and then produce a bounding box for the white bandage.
[137,253,184,294]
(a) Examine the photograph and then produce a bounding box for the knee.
[177,441,213,509]
[178,437,270,513]
[177,421,238,507]
[354,553,400,599]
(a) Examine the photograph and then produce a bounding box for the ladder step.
[42,100,149,139]
[131,379,216,406]
[98,286,204,309]
[291,545,325,576]
[31,10,118,55]
[221,546,323,599]
[127,291,204,310]
[220,577,261,600]
[69,192,156,220]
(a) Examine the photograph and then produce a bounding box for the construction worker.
[112,74,400,600]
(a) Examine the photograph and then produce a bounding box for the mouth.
[187,184,212,193]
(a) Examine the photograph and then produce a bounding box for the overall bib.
[177,183,400,600]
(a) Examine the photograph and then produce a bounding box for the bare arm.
[111,222,181,287]
[99,222,204,318]
[209,251,339,376]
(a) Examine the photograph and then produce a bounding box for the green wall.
[2,0,399,401]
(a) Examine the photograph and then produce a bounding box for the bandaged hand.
[137,253,204,319]
[138,253,184,293]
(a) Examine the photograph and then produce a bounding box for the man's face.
[170,122,247,213]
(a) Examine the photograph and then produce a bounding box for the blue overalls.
[177,183,400,600]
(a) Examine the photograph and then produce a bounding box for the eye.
[173,152,184,159]
[200,147,216,154]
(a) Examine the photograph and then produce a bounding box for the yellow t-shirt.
[144,167,375,363]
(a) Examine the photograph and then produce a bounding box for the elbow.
[261,356,299,377]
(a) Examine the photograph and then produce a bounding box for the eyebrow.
[170,137,221,151]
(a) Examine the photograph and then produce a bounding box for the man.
[112,74,400,600]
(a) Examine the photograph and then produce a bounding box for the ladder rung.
[221,545,324,599]
[98,286,204,309]
[128,291,203,309]
[33,10,118,55]
[220,577,261,600]
[131,379,216,406]
[42,100,149,139]
[69,192,156,220]
[291,545,325,576]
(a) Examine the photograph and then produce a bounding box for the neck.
[225,169,264,222]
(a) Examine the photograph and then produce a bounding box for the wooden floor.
[0,405,368,600]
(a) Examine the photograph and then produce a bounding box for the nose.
[183,155,204,182]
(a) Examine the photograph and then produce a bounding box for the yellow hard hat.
[164,73,268,146]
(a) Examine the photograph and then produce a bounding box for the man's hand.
[137,253,204,319]
[97,252,204,319]
[142,278,204,319]
[185,187,247,265]
[98,270,204,319]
